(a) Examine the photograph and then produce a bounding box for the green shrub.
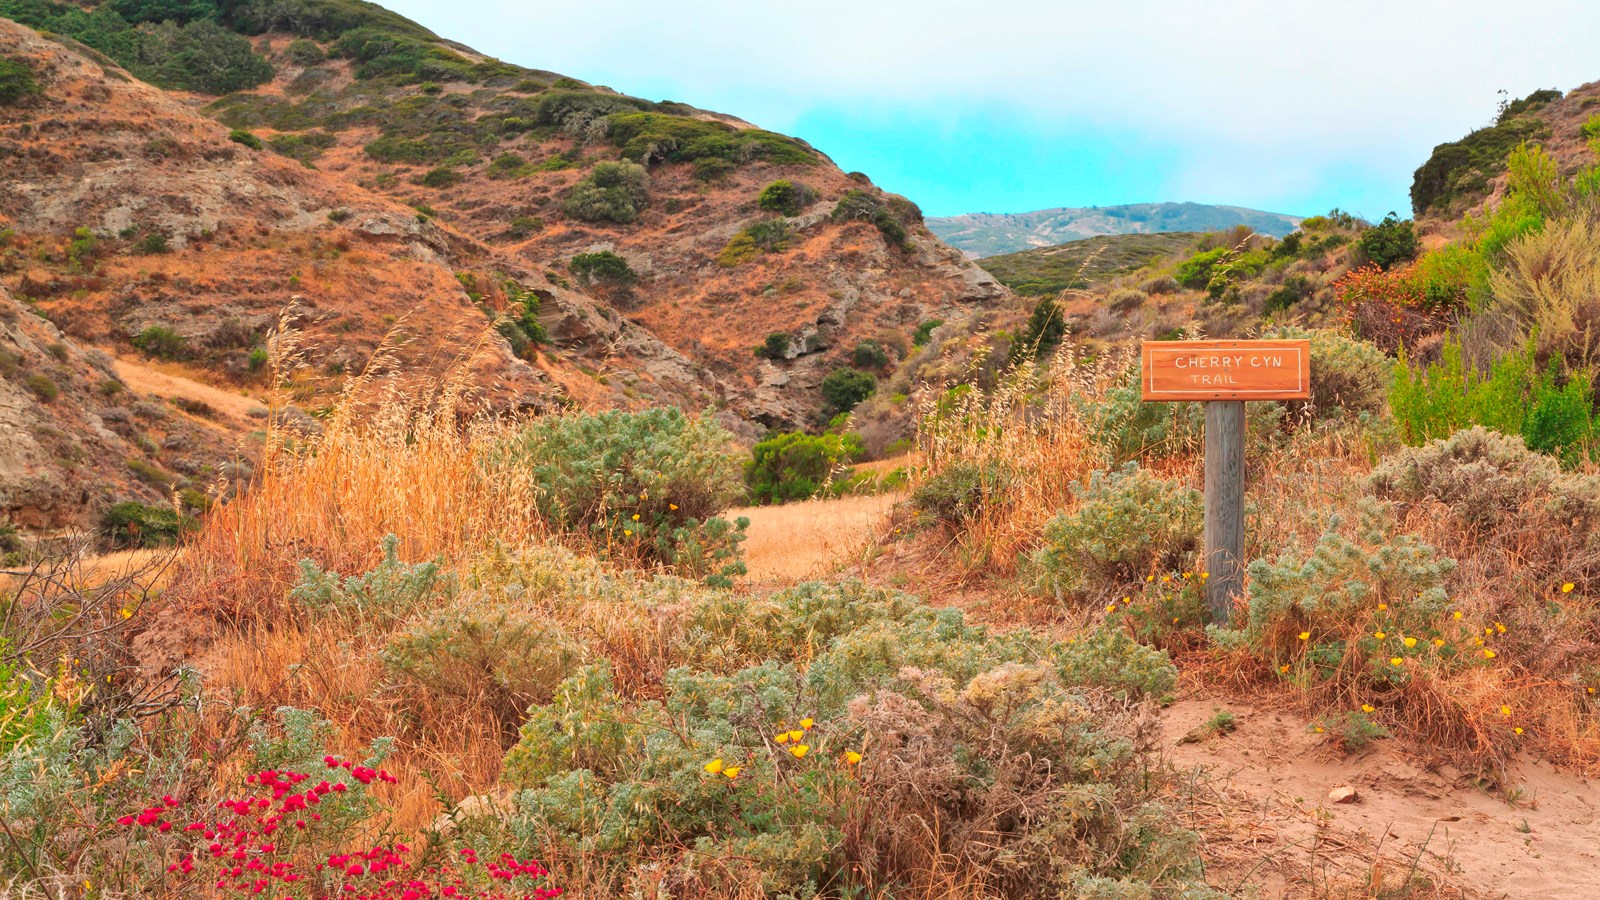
[501,408,748,585]
[1368,426,1586,534]
[0,5,271,95]
[912,319,943,346]
[101,500,189,548]
[1174,247,1227,289]
[1263,326,1389,418]
[692,157,734,182]
[756,179,816,216]
[1009,295,1066,361]
[486,152,533,180]
[135,232,170,255]
[568,251,636,289]
[744,431,863,504]
[820,368,875,415]
[563,161,650,224]
[1354,213,1420,270]
[24,373,57,402]
[717,220,791,266]
[131,325,187,359]
[1391,339,1596,464]
[1083,361,1205,462]
[754,332,791,360]
[381,591,587,735]
[606,111,814,167]
[911,460,1014,528]
[290,534,451,631]
[228,128,264,150]
[1031,464,1202,602]
[851,338,889,370]
[501,579,1196,895]
[1214,508,1458,721]
[286,37,325,65]
[831,189,914,250]
[417,166,462,188]
[1264,275,1309,314]
[0,56,40,106]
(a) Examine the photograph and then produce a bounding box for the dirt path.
[1162,696,1600,898]
[109,353,264,421]
[732,493,899,582]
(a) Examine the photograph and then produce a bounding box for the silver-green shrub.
[1031,464,1202,601]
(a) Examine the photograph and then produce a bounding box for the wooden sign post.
[1140,339,1310,624]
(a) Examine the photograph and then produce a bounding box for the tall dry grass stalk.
[910,350,1120,578]
[174,317,547,624]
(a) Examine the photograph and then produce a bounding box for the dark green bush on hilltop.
[607,112,815,168]
[1412,89,1557,214]
[745,431,863,504]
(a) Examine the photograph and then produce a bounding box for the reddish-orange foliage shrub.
[1335,263,1453,352]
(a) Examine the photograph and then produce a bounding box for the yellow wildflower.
[1563,582,1576,593]
[1374,631,1387,639]
[1404,636,1417,648]
[1390,657,1403,666]
[1298,631,1310,641]
[624,529,633,536]
[800,718,814,730]
[790,744,810,758]
[1514,727,1524,736]
[1501,705,1512,716]
[1146,575,1154,583]
[1377,603,1388,611]
[1453,610,1463,620]
[1485,649,1498,659]
[1279,664,1290,673]
[1313,725,1325,733]
[1361,704,1375,713]
[775,732,790,744]
[119,608,132,619]
[704,758,724,774]
[1433,638,1445,647]
[845,751,862,765]
[724,766,741,778]
[631,513,640,521]
[1495,622,1506,634]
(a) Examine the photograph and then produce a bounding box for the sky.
[383,0,1600,219]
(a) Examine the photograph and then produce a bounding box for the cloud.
[385,0,1600,215]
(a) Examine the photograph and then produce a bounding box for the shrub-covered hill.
[0,0,1009,526]
[1411,83,1600,218]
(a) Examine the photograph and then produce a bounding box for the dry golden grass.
[735,492,900,582]
[909,352,1104,580]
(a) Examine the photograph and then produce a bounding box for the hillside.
[0,2,1007,527]
[976,231,1202,296]
[1410,82,1600,218]
[927,201,1302,258]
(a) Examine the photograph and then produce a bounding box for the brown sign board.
[1141,339,1311,402]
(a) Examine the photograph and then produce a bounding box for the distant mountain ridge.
[928,202,1304,258]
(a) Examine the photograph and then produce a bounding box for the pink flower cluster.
[116,756,562,900]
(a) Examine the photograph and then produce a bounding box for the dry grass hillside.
[0,8,1010,528]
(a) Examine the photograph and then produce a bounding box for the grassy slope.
[976,232,1203,296]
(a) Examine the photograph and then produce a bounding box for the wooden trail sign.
[1140,339,1311,624]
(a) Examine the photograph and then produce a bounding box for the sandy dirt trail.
[1162,696,1600,898]
[109,354,264,421]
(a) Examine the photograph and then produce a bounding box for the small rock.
[1328,785,1360,804]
